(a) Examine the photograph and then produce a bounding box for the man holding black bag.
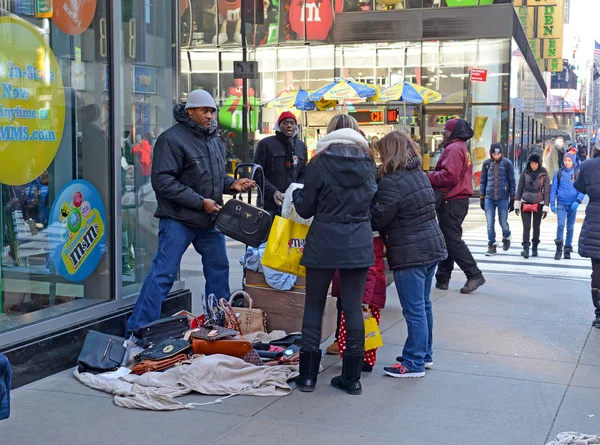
[126,90,254,334]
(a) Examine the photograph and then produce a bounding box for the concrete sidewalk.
[1,273,599,445]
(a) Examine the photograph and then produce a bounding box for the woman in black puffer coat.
[514,152,551,258]
[371,131,447,379]
[293,114,377,395]
[575,143,600,328]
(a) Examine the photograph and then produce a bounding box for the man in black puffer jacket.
[253,111,307,216]
[575,141,600,328]
[126,90,254,333]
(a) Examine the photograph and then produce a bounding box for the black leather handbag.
[135,339,191,362]
[215,164,271,248]
[133,316,189,348]
[77,331,127,374]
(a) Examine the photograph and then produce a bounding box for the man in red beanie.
[427,118,485,294]
[253,111,307,216]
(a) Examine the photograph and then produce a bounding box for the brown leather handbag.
[190,338,252,358]
[229,290,267,335]
[130,353,189,375]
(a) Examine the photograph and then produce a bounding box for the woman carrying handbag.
[514,152,551,259]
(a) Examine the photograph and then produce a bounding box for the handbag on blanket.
[229,290,267,335]
[133,316,189,348]
[191,325,239,341]
[135,339,191,362]
[130,353,189,375]
[77,331,128,374]
[191,338,252,358]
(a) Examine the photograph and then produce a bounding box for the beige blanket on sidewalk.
[546,433,600,445]
[74,354,298,411]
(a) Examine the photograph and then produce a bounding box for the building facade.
[0,0,189,386]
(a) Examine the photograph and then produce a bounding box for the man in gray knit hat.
[127,89,254,333]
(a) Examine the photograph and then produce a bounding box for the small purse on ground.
[77,331,128,374]
[135,339,191,361]
[192,325,239,341]
[522,176,544,213]
[203,293,226,327]
[133,316,189,348]
[229,290,267,335]
[130,354,189,375]
[190,338,252,358]
[219,298,243,332]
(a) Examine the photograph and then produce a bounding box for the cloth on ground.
[74,354,298,411]
[242,330,288,343]
[546,432,600,445]
[240,244,297,290]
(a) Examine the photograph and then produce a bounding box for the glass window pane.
[1,2,112,332]
[120,0,176,295]
[180,0,218,47]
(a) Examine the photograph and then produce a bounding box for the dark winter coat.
[293,130,377,269]
[371,153,448,270]
[480,157,516,201]
[253,132,307,213]
[516,153,550,210]
[151,105,235,228]
[427,120,475,201]
[575,154,600,259]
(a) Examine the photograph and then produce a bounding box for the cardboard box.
[245,269,306,288]
[244,284,337,343]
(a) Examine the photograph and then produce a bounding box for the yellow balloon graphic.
[0,16,65,185]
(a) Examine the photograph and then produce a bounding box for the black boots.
[554,240,564,260]
[531,241,539,257]
[296,349,321,392]
[460,275,486,294]
[564,245,573,259]
[331,353,363,395]
[486,244,497,256]
[521,242,530,259]
[592,289,600,329]
[502,238,511,251]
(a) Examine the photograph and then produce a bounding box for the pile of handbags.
[77,291,300,376]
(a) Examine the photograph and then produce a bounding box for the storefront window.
[1,1,113,332]
[120,0,176,295]
[180,0,219,47]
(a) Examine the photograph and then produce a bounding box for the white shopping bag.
[282,183,313,226]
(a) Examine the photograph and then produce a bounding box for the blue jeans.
[485,197,511,245]
[556,204,577,247]
[394,262,437,372]
[126,218,230,333]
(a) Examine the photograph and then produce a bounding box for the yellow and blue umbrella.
[265,88,337,111]
[309,78,377,102]
[379,82,442,104]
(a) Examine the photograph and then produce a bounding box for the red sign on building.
[470,68,488,82]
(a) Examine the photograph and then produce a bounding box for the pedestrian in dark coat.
[253,111,307,215]
[479,143,516,255]
[126,90,255,334]
[292,114,377,396]
[514,152,550,259]
[574,138,600,328]
[427,118,485,294]
[0,353,10,420]
[371,131,447,378]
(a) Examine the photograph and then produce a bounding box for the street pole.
[241,0,249,162]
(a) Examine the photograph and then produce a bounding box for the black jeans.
[303,268,369,356]
[521,206,544,245]
[592,259,600,316]
[436,199,481,282]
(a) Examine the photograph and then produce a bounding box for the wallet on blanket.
[191,325,239,341]
[130,353,189,375]
[135,339,190,362]
[191,338,251,358]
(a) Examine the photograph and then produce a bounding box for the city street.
[1,201,598,445]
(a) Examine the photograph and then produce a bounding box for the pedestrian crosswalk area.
[462,203,591,282]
